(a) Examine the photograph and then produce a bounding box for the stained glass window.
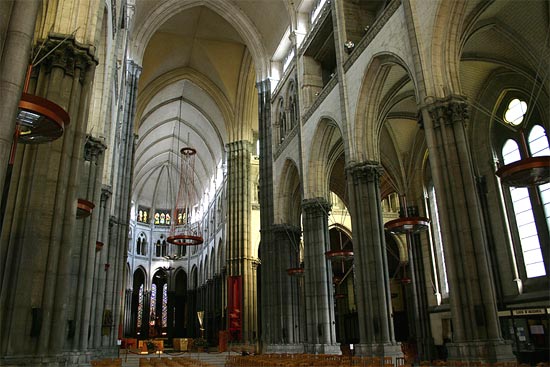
[137,206,150,224]
[137,284,144,328]
[162,283,168,328]
[150,283,157,322]
[153,210,171,226]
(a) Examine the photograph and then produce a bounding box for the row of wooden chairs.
[224,354,550,367]
[138,356,216,367]
[428,362,547,367]
[90,358,122,367]
[225,354,395,367]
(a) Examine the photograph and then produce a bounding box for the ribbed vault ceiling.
[131,0,289,213]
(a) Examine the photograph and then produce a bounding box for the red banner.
[227,276,242,341]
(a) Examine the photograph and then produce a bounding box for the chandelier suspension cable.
[524,20,550,123]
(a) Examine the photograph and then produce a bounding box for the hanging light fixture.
[76,198,95,219]
[495,129,550,187]
[325,249,354,262]
[167,147,203,246]
[384,196,429,235]
[286,266,305,277]
[16,61,70,144]
[17,91,70,143]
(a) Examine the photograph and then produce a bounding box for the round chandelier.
[167,147,204,246]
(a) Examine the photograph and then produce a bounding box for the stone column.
[256,79,276,350]
[167,277,176,341]
[0,0,40,234]
[188,289,198,338]
[107,60,141,347]
[226,140,258,343]
[407,227,435,360]
[92,186,113,347]
[140,290,151,339]
[268,224,303,351]
[0,35,96,362]
[123,288,133,337]
[301,198,339,354]
[346,162,402,359]
[422,96,514,361]
[73,136,106,350]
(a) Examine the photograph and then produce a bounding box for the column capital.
[425,95,469,128]
[226,140,252,153]
[271,223,301,237]
[101,185,113,201]
[84,135,107,162]
[256,78,271,93]
[126,59,143,76]
[346,161,383,183]
[39,35,97,76]
[302,197,331,215]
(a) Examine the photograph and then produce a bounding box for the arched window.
[137,233,147,256]
[137,284,144,328]
[162,283,168,328]
[495,97,549,279]
[155,240,162,257]
[289,82,298,130]
[426,183,449,302]
[150,283,157,322]
[161,239,167,257]
[278,98,286,143]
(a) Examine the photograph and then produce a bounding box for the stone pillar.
[72,136,106,350]
[226,140,258,343]
[107,60,141,347]
[268,224,303,352]
[140,290,151,339]
[0,35,96,362]
[0,0,40,233]
[167,286,176,341]
[346,162,402,359]
[422,96,514,362]
[301,198,339,354]
[123,288,133,337]
[257,79,276,350]
[92,186,113,347]
[407,228,435,360]
[188,289,198,338]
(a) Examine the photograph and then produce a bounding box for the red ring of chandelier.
[167,234,204,246]
[495,156,550,187]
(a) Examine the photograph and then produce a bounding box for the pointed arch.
[354,53,416,164]
[276,158,302,225]
[306,117,344,199]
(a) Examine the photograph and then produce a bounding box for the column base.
[354,342,403,359]
[304,343,341,354]
[265,343,305,354]
[447,339,515,362]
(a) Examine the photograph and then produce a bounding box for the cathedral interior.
[0,0,549,366]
